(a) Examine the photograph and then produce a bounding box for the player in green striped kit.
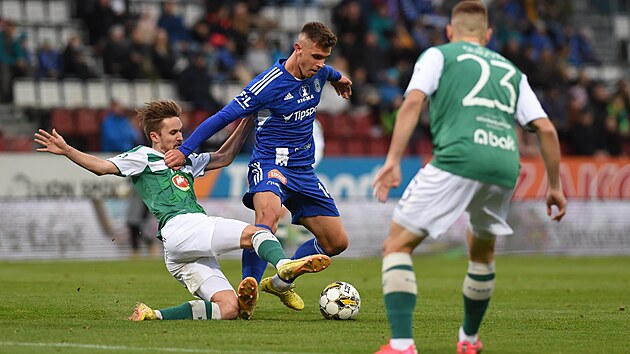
[34,99,330,322]
[372,2,567,354]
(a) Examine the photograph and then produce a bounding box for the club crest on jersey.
[172,174,190,191]
[297,83,314,103]
[314,79,321,93]
[267,169,287,184]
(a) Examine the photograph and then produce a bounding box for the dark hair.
[136,99,182,139]
[452,0,488,20]
[300,22,337,49]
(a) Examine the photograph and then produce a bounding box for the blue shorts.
[242,162,340,225]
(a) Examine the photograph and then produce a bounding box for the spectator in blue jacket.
[101,99,142,152]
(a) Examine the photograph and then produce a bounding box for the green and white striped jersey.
[406,41,547,188]
[108,146,211,234]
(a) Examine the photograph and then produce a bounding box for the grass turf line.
[0,256,628,353]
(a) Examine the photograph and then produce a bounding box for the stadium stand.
[0,0,629,154]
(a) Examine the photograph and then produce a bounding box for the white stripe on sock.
[382,252,413,271]
[210,302,221,320]
[188,300,207,320]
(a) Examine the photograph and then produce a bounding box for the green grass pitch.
[0,256,628,353]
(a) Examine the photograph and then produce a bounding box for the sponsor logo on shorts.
[172,174,190,191]
[268,169,287,184]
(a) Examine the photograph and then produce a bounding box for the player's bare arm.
[330,75,353,99]
[34,129,120,176]
[529,118,567,221]
[205,117,254,171]
[372,90,426,203]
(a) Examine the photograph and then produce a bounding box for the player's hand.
[34,129,71,155]
[372,161,402,203]
[331,75,352,99]
[165,149,185,170]
[546,187,567,221]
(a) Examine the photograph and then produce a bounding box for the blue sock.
[241,224,273,283]
[291,238,331,260]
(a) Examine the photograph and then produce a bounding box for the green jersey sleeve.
[107,146,149,177]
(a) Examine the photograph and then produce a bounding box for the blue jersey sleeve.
[326,65,342,82]
[178,88,266,156]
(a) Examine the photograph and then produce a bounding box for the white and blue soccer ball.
[319,281,361,320]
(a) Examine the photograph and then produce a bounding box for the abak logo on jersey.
[473,129,516,151]
[267,169,288,184]
[297,83,314,103]
[172,174,191,191]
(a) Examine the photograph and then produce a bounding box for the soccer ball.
[319,281,361,320]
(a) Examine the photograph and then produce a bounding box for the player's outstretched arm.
[530,118,567,221]
[206,117,255,170]
[34,129,120,176]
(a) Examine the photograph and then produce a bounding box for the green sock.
[159,300,219,320]
[382,253,417,339]
[462,261,495,335]
[252,231,287,267]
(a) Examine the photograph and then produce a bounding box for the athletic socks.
[241,249,267,283]
[158,300,221,320]
[461,261,496,339]
[252,230,288,268]
[382,252,417,341]
[291,237,330,260]
[241,224,282,283]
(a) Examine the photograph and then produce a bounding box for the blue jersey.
[179,59,341,167]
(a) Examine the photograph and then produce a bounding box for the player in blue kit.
[165,22,353,311]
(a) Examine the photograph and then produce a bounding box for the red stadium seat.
[332,113,354,138]
[352,113,373,138]
[190,110,210,128]
[414,139,433,155]
[75,109,100,136]
[75,109,102,151]
[316,113,332,135]
[368,137,390,156]
[7,135,34,151]
[50,109,75,135]
[346,138,366,156]
[325,138,343,156]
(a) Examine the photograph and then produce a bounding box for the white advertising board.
[1,199,629,260]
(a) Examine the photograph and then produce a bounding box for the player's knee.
[324,238,348,256]
[382,241,405,255]
[382,233,423,255]
[218,300,240,320]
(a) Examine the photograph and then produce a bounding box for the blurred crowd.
[0,0,628,156]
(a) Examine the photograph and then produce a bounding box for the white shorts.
[393,164,514,239]
[161,213,248,297]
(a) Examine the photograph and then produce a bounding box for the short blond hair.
[451,0,488,38]
[136,99,182,139]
